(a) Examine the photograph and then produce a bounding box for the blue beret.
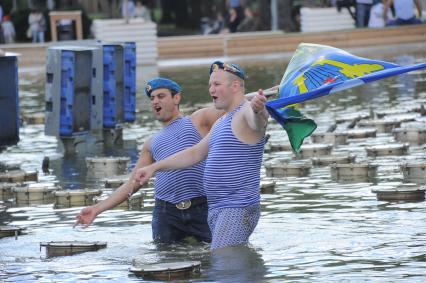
[209,61,245,80]
[145,77,182,97]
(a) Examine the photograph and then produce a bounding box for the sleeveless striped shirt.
[204,103,265,209]
[151,116,205,203]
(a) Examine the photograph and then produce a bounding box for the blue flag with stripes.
[266,43,426,153]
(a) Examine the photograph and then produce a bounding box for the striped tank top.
[151,116,205,203]
[204,103,265,209]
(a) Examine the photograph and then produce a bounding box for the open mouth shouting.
[154,106,162,114]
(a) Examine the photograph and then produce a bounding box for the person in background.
[226,7,240,33]
[368,0,393,28]
[2,15,16,43]
[205,12,225,34]
[134,0,151,21]
[237,6,257,32]
[227,0,245,24]
[356,0,374,27]
[210,12,225,34]
[75,78,224,245]
[134,61,269,250]
[47,0,55,10]
[28,8,46,43]
[122,0,136,19]
[385,0,423,26]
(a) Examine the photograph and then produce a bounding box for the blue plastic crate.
[58,50,93,137]
[45,46,102,138]
[0,55,20,147]
[103,45,119,128]
[124,42,136,122]
[59,51,75,136]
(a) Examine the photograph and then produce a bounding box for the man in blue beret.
[135,61,269,249]
[75,77,224,244]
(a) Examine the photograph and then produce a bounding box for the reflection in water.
[208,245,266,283]
[1,50,426,282]
[48,138,140,190]
[395,55,416,97]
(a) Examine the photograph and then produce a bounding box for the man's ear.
[232,79,240,92]
[173,92,182,105]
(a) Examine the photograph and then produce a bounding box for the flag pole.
[245,85,279,99]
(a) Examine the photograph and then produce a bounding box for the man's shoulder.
[190,106,219,123]
[190,107,224,137]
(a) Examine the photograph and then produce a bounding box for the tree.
[278,0,296,32]
[173,0,189,27]
[160,0,173,24]
[257,0,271,30]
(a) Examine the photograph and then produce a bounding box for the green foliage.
[152,8,162,22]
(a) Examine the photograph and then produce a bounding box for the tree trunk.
[98,0,111,16]
[173,0,189,28]
[57,0,72,9]
[278,0,296,32]
[257,0,271,30]
[12,0,18,11]
[77,0,98,13]
[160,0,174,24]
[188,0,200,28]
[107,0,120,18]
[200,0,214,18]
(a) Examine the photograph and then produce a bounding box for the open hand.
[74,206,97,228]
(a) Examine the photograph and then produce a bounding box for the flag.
[266,43,426,153]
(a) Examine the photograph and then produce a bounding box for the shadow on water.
[132,242,267,282]
[47,136,140,190]
[207,245,267,283]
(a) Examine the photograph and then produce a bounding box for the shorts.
[207,203,260,249]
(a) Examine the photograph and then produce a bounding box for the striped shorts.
[207,203,260,250]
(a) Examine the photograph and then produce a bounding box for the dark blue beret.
[209,61,245,80]
[145,77,182,97]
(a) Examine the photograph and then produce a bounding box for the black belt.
[155,196,207,210]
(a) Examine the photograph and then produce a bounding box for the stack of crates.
[102,42,136,128]
[0,54,19,148]
[123,42,136,123]
[44,42,136,140]
[45,46,103,138]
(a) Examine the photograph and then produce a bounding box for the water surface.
[1,50,426,282]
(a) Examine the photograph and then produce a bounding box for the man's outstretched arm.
[134,134,210,185]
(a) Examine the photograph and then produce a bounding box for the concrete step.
[92,19,158,66]
[2,24,425,68]
[301,7,355,33]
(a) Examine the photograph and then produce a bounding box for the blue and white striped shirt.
[204,103,265,209]
[151,116,205,203]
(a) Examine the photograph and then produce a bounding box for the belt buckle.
[176,200,191,210]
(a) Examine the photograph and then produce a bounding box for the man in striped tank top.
[75,78,224,244]
[135,62,268,249]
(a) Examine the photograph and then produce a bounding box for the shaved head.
[224,72,245,89]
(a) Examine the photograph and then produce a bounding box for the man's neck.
[225,93,246,113]
[162,112,183,127]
